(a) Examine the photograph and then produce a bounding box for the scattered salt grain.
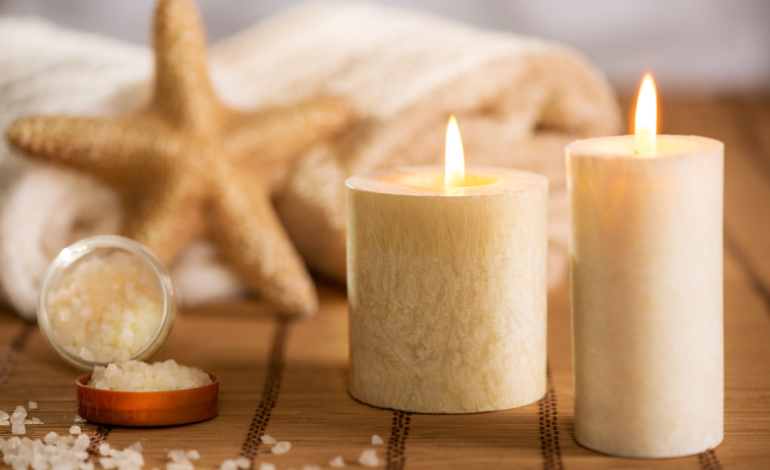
[358,450,378,467]
[0,410,7,419]
[129,442,144,452]
[167,449,196,470]
[74,415,87,423]
[47,250,163,363]
[301,466,321,470]
[11,422,24,434]
[219,459,237,470]
[0,420,9,426]
[100,444,145,470]
[257,463,275,470]
[70,425,81,435]
[371,434,383,445]
[186,450,200,460]
[10,405,26,435]
[0,432,94,470]
[271,442,291,455]
[22,418,43,425]
[27,402,37,410]
[329,456,345,467]
[88,360,211,392]
[259,435,277,445]
[100,443,111,456]
[234,457,249,469]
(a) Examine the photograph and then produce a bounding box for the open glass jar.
[37,235,176,370]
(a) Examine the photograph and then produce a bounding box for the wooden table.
[1,99,769,469]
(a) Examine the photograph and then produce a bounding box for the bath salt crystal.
[259,435,277,445]
[270,442,291,455]
[28,402,38,410]
[70,425,81,435]
[0,432,95,470]
[94,380,110,390]
[0,410,8,419]
[47,250,164,363]
[11,422,25,435]
[234,457,249,469]
[358,450,378,467]
[329,456,345,467]
[103,446,145,470]
[74,434,91,452]
[0,419,9,426]
[301,466,321,470]
[167,449,195,470]
[11,405,26,421]
[23,418,44,425]
[186,450,200,460]
[88,360,211,392]
[79,348,96,362]
[99,443,111,456]
[219,460,237,470]
[371,435,383,445]
[128,442,143,452]
[257,464,275,470]
[10,405,26,435]
[74,415,87,423]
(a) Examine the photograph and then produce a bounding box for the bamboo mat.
[1,99,770,469]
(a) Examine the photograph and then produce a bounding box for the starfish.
[5,0,357,317]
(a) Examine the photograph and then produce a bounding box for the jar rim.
[37,235,176,371]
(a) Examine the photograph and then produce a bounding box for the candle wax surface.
[347,166,549,413]
[567,134,724,458]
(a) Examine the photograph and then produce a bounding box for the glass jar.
[37,235,176,371]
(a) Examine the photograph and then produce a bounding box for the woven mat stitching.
[240,318,290,467]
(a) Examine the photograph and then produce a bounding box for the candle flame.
[445,115,465,187]
[634,73,657,156]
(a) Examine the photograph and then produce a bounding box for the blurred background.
[1,0,768,97]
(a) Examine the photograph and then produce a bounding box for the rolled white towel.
[212,1,622,287]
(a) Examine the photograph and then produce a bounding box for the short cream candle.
[346,118,549,413]
[567,75,723,458]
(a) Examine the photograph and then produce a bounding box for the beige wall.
[1,0,768,95]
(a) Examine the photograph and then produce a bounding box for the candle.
[346,116,548,413]
[567,75,723,458]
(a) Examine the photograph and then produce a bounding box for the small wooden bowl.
[76,373,219,426]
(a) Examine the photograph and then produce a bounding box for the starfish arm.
[224,96,358,165]
[122,174,204,266]
[210,169,318,317]
[152,0,223,131]
[6,115,175,184]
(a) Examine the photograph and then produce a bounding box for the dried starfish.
[6,0,358,316]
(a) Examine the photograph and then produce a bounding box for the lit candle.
[567,75,723,457]
[346,116,548,413]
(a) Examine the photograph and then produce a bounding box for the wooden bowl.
[76,373,218,426]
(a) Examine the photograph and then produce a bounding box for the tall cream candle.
[346,166,548,413]
[567,133,724,458]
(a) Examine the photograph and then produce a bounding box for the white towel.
[0,2,620,320]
